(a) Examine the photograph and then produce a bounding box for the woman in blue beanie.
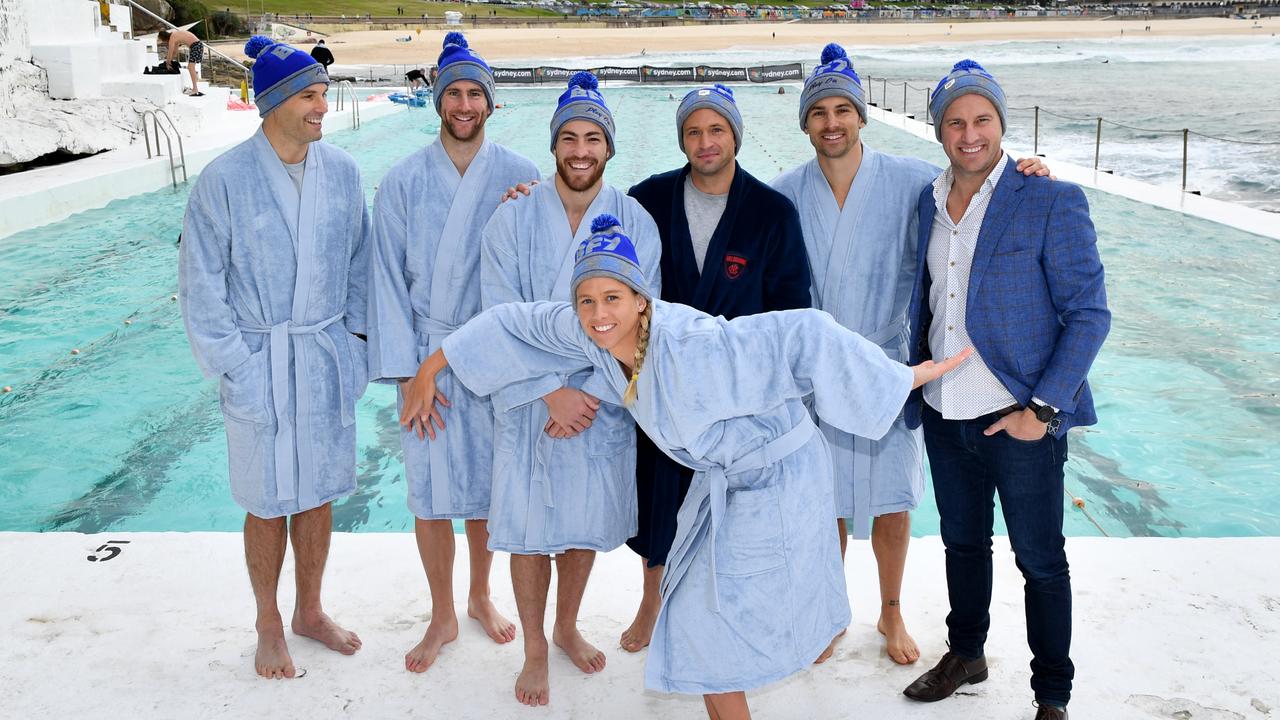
[401,214,969,718]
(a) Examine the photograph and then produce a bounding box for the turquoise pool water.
[1,85,1277,537]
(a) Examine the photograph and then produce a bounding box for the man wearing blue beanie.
[620,82,811,654]
[368,31,538,675]
[774,46,1051,669]
[903,59,1109,720]
[178,35,368,679]
[481,70,661,707]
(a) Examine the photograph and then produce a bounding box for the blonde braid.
[622,302,653,406]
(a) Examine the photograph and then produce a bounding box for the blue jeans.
[922,403,1074,707]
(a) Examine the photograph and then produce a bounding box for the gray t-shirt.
[683,175,729,274]
[283,159,305,196]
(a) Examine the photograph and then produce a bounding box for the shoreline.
[211,17,1278,64]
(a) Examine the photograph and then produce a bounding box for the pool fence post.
[926,87,932,125]
[1094,117,1102,170]
[1182,128,1189,193]
[882,78,887,109]
[902,82,907,116]
[1034,106,1040,155]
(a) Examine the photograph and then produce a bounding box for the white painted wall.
[24,0,99,46]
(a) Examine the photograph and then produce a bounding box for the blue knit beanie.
[677,84,743,153]
[550,72,616,159]
[572,214,650,300]
[433,31,495,114]
[929,59,1006,141]
[244,35,329,119]
[799,43,866,130]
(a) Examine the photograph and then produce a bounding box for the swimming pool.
[1,85,1276,537]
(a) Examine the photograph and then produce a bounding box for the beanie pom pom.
[952,58,985,72]
[244,35,274,60]
[568,71,599,91]
[590,213,621,234]
[443,31,468,49]
[820,43,847,65]
[713,82,734,98]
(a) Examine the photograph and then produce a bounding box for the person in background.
[309,39,334,69]
[157,28,204,96]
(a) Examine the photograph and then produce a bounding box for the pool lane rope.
[1064,486,1110,537]
[743,125,787,175]
[0,289,179,415]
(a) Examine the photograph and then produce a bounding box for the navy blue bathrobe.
[626,162,812,565]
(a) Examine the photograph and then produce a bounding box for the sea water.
[546,36,1280,211]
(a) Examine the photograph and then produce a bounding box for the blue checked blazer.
[904,157,1110,437]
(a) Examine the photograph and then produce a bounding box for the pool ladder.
[334,80,360,130]
[140,108,188,189]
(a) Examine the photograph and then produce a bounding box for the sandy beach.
[212,17,1278,64]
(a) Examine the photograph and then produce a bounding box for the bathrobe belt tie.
[666,414,816,614]
[415,315,461,514]
[240,311,347,505]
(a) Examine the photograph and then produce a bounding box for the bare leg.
[464,519,516,644]
[187,62,198,93]
[703,691,751,720]
[620,558,662,652]
[290,503,362,655]
[512,553,551,707]
[552,549,606,673]
[815,517,850,664]
[837,517,848,559]
[244,513,295,679]
[872,510,919,664]
[405,518,458,672]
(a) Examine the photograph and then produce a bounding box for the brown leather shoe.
[1035,703,1068,719]
[902,651,989,702]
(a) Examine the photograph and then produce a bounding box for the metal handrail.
[140,108,188,188]
[334,80,360,130]
[115,0,250,87]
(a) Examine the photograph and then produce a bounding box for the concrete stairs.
[25,0,225,133]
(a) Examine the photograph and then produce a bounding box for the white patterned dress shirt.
[923,153,1019,420]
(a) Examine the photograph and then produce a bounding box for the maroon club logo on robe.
[724,253,747,280]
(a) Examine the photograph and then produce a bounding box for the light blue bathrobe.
[180,129,370,518]
[441,300,914,693]
[773,147,938,537]
[479,182,661,554]
[368,138,539,520]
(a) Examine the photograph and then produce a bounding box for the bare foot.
[255,627,297,679]
[291,609,362,655]
[814,627,846,664]
[514,649,550,706]
[552,625,606,673]
[619,596,660,653]
[404,615,459,673]
[468,595,517,644]
[878,614,920,665]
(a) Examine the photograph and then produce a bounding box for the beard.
[442,111,486,142]
[555,155,606,192]
[812,134,856,160]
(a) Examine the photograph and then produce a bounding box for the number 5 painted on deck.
[86,540,131,562]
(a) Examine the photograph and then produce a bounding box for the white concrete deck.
[0,99,406,240]
[3,533,1276,719]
